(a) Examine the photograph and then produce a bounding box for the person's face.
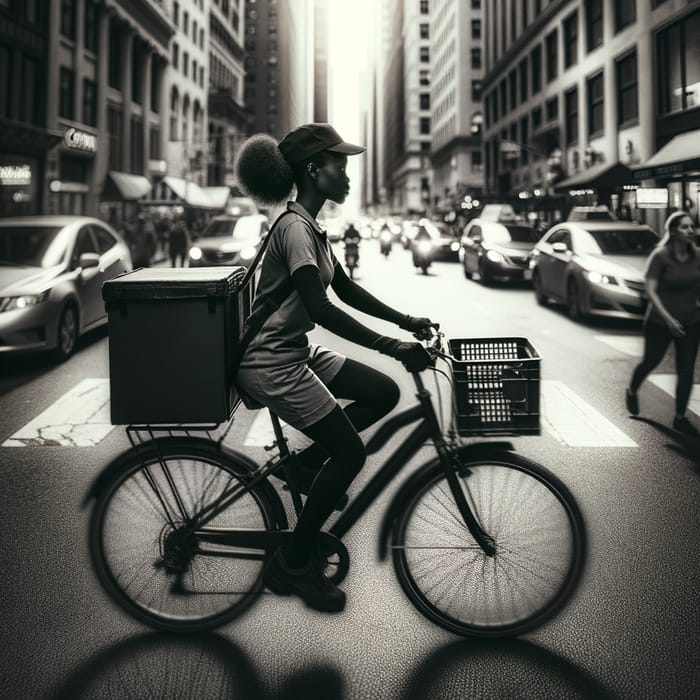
[313,152,350,204]
[672,215,695,245]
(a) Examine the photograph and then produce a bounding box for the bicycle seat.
[238,388,264,410]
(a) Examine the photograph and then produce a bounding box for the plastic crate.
[449,337,540,436]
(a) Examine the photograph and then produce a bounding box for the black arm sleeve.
[292,265,384,349]
[330,259,406,326]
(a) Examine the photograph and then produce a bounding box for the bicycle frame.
[192,370,498,557]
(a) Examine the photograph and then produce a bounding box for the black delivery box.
[102,266,247,425]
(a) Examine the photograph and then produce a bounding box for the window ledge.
[618,118,639,130]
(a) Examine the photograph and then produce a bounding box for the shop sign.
[0,163,32,186]
[49,180,90,193]
[64,128,97,152]
[636,188,668,209]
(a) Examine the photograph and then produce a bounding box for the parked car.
[529,221,660,320]
[460,219,541,284]
[0,216,132,360]
[188,214,269,267]
[567,205,616,222]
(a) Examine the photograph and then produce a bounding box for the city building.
[47,0,173,220]
[482,0,700,229]
[430,0,484,215]
[313,0,328,123]
[207,0,248,187]
[243,0,313,140]
[0,1,57,217]
[382,0,433,214]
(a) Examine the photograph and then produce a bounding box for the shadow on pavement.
[399,638,615,700]
[49,632,344,700]
[630,415,700,468]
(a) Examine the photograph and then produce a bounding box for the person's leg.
[629,322,673,393]
[673,322,700,417]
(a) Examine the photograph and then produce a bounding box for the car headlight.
[0,290,50,312]
[239,246,257,261]
[189,246,202,260]
[450,241,460,252]
[486,249,505,263]
[585,270,618,285]
[417,240,433,254]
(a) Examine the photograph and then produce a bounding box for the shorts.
[236,344,346,430]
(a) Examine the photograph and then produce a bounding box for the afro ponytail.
[234,133,295,205]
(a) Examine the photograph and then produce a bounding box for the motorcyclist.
[379,222,392,256]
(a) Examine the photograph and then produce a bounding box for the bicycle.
[87,331,586,638]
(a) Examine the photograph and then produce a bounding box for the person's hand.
[667,317,686,338]
[373,337,432,372]
[401,315,439,338]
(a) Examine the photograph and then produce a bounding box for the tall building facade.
[430,0,484,211]
[482,0,700,227]
[208,0,248,186]
[38,0,173,219]
[313,0,328,123]
[382,0,433,214]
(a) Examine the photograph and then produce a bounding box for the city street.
[1,241,699,699]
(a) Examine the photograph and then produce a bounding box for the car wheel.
[55,303,78,362]
[566,279,582,320]
[478,258,491,286]
[533,270,548,306]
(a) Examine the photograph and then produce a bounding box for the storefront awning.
[200,186,231,210]
[632,130,700,180]
[162,176,220,208]
[554,162,634,192]
[102,171,152,201]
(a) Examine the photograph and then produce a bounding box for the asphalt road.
[1,241,699,699]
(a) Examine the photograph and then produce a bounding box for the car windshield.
[484,224,540,244]
[0,226,64,267]
[199,218,261,241]
[577,228,659,255]
[200,219,240,237]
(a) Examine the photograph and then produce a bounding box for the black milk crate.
[449,337,540,436]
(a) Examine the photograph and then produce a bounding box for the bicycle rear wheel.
[392,449,585,638]
[90,438,279,633]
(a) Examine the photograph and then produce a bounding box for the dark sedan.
[459,219,540,284]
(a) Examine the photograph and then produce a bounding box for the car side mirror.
[551,242,568,253]
[79,252,100,269]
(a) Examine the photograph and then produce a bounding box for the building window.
[615,0,636,33]
[192,59,198,84]
[532,105,542,130]
[472,80,482,102]
[183,11,189,34]
[546,95,558,121]
[510,0,517,41]
[508,69,517,110]
[107,104,122,170]
[563,11,578,68]
[59,67,74,120]
[420,93,430,110]
[472,150,483,172]
[183,51,189,78]
[565,87,578,145]
[60,0,75,39]
[656,10,700,115]
[499,79,507,116]
[83,79,97,126]
[193,20,197,43]
[471,48,482,70]
[520,115,529,165]
[131,116,143,174]
[472,19,481,40]
[420,70,429,86]
[531,45,542,94]
[420,117,430,134]
[173,1,179,27]
[472,0,481,8]
[84,1,98,53]
[652,0,669,6]
[170,88,179,141]
[545,29,558,82]
[20,57,39,124]
[131,42,142,104]
[616,50,638,125]
[151,61,160,113]
[518,58,528,103]
[420,23,429,39]
[172,43,179,69]
[585,0,603,51]
[200,28,205,49]
[149,126,160,160]
[108,21,122,89]
[182,95,189,142]
[0,45,11,118]
[420,0,429,14]
[420,46,429,63]
[587,71,604,136]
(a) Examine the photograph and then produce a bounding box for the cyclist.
[234,123,435,612]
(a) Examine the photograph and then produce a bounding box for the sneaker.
[274,457,349,510]
[673,416,700,436]
[263,546,346,613]
[625,388,639,416]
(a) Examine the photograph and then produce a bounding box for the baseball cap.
[278,123,365,166]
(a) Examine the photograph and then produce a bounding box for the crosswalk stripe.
[3,378,115,447]
[594,335,643,356]
[541,380,637,447]
[648,374,700,418]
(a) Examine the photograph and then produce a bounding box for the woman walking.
[234,124,436,612]
[626,211,700,435]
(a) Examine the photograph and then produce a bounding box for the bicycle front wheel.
[90,438,279,633]
[392,449,585,638]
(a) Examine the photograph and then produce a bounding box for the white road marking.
[542,380,637,447]
[595,335,643,357]
[648,374,700,417]
[3,378,115,447]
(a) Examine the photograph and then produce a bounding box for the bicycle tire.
[391,448,586,638]
[90,438,280,633]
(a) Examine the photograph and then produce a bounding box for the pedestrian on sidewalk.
[234,124,436,613]
[169,216,189,267]
[626,211,700,435]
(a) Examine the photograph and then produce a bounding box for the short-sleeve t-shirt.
[644,244,700,327]
[239,201,338,368]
